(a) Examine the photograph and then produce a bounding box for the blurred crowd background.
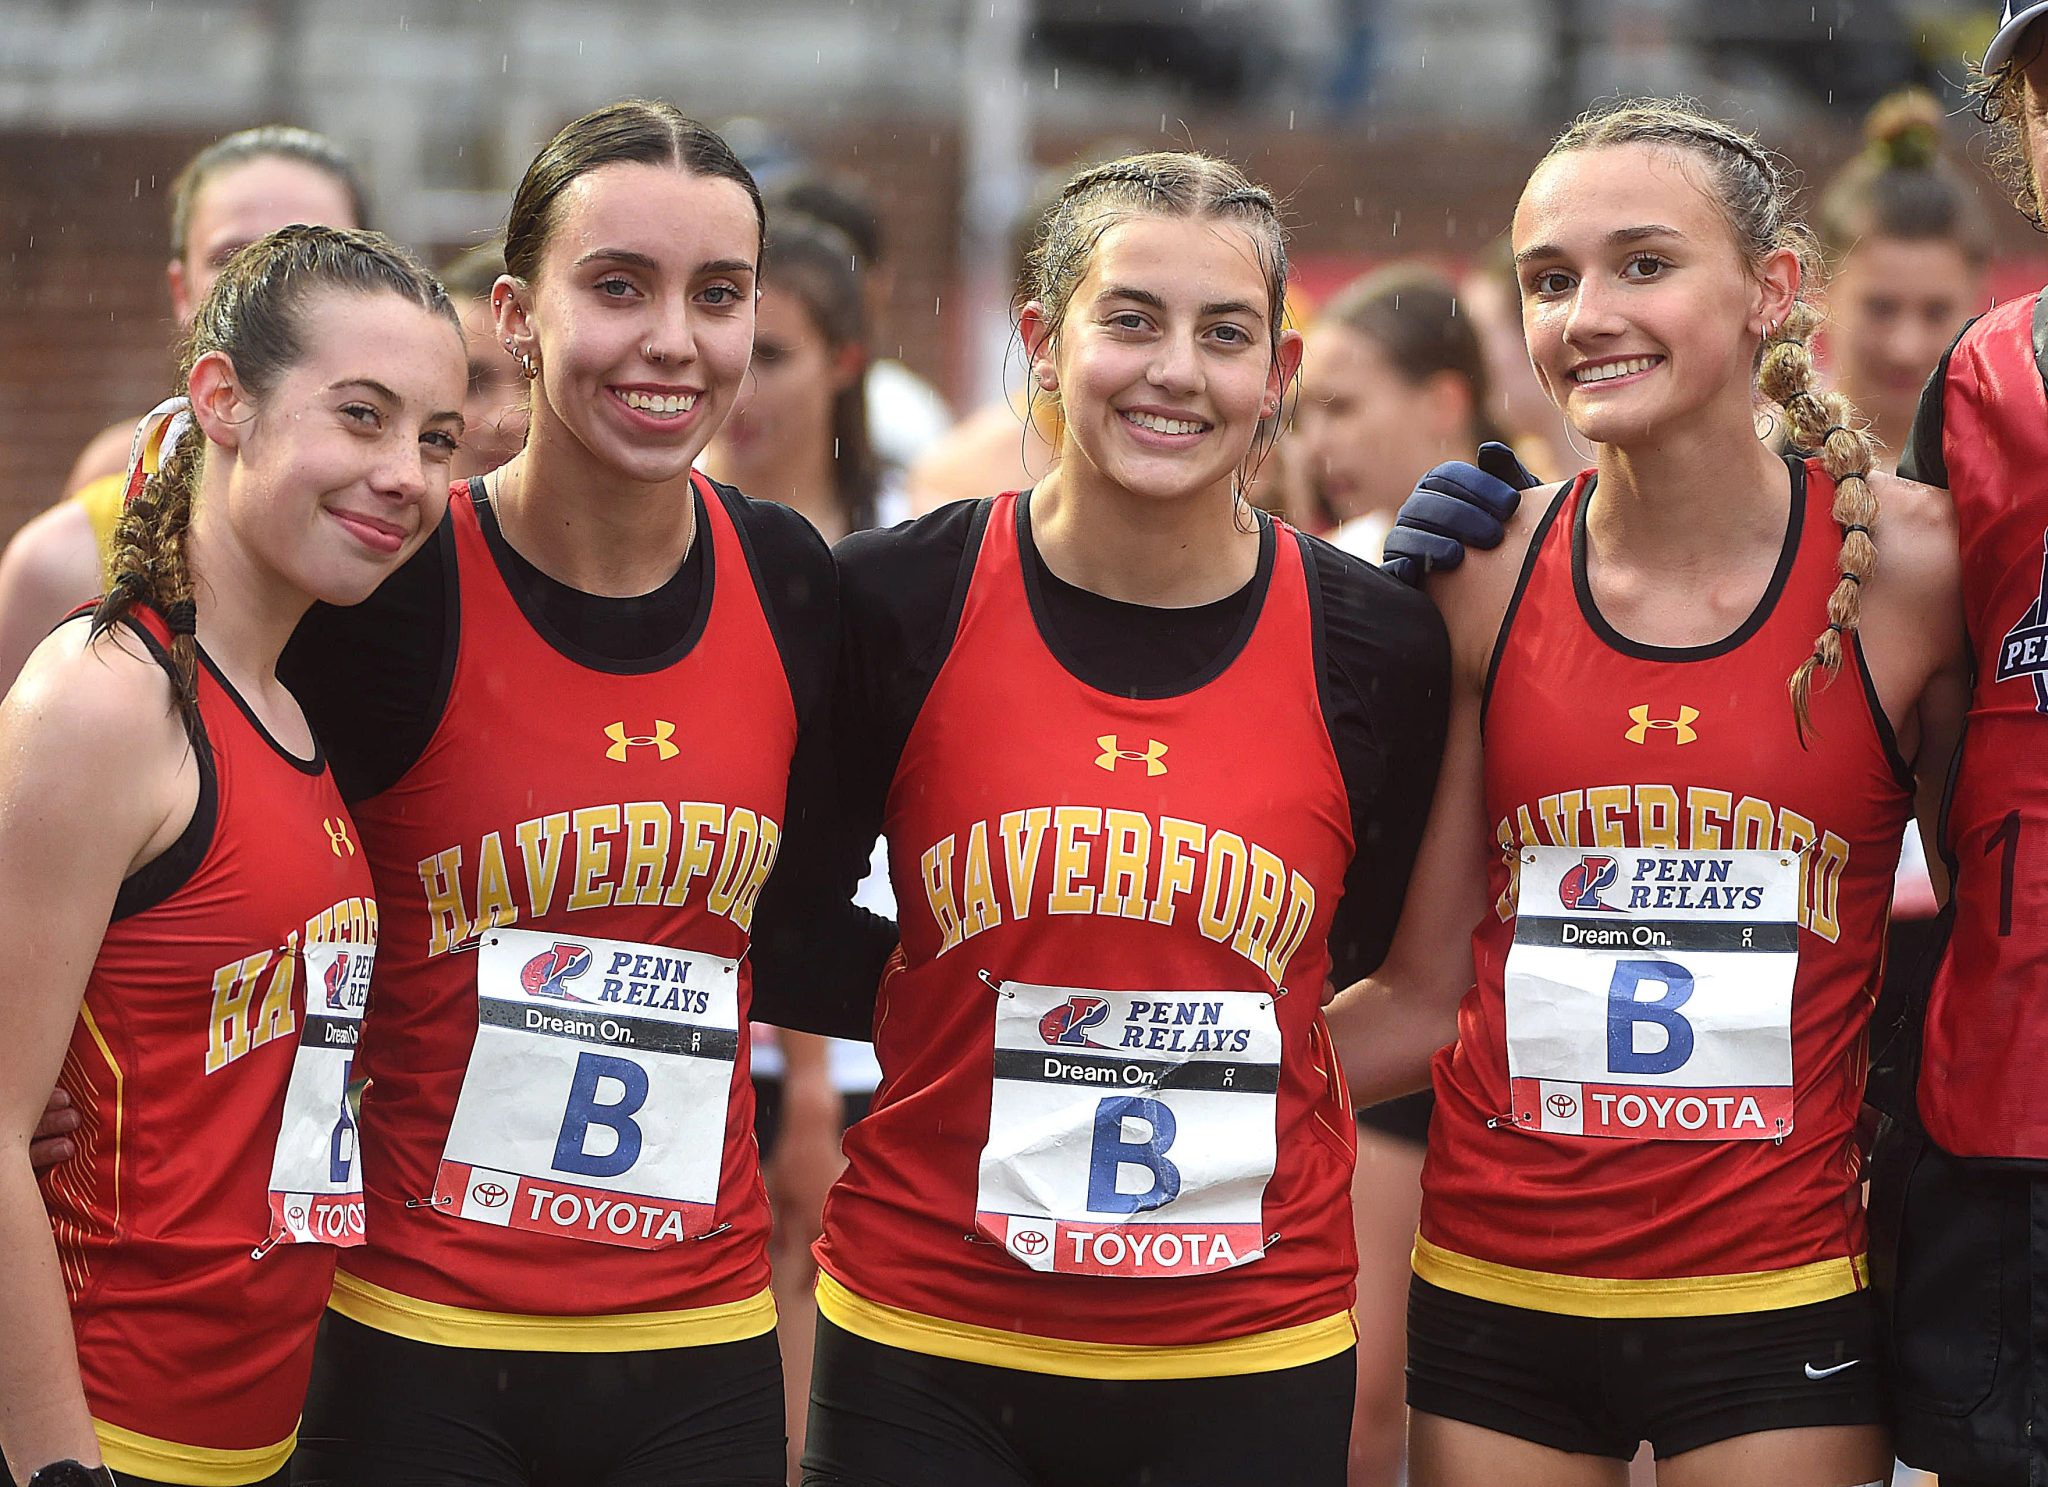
[0,0,2033,534]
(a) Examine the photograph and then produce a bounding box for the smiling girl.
[0,225,464,1487]
[802,150,1450,1487]
[1329,100,1970,1486]
[278,102,888,1487]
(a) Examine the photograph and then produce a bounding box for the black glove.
[1380,442,1540,586]
[27,1463,117,1487]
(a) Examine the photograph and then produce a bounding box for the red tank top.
[1418,458,1911,1316]
[331,477,794,1348]
[814,494,1359,1377]
[1918,293,2048,1160]
[44,614,377,1481]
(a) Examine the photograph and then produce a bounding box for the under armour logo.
[604,720,679,762]
[1625,705,1699,745]
[321,817,355,857]
[1095,735,1167,775]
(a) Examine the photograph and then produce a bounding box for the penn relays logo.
[1995,531,2048,713]
[1039,994,1111,1048]
[1558,855,1622,911]
[323,949,355,1010]
[520,942,593,1002]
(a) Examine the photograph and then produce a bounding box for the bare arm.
[0,627,189,1482]
[0,504,104,699]
[1326,484,1560,1107]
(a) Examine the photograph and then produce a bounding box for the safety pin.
[405,1194,455,1210]
[250,1232,285,1262]
[691,1222,733,1243]
[977,969,1012,998]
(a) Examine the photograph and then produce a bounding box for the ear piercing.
[505,339,538,379]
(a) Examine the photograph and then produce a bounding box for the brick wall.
[2,117,2036,543]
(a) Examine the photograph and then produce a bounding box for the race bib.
[1504,846,1799,1141]
[974,980,1280,1278]
[432,927,740,1249]
[264,940,373,1248]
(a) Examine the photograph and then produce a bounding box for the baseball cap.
[1986,1,2048,72]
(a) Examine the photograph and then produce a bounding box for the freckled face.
[1514,144,1790,450]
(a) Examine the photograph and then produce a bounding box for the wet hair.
[437,237,507,301]
[168,125,370,260]
[1542,100,1879,740]
[1021,149,1292,491]
[762,212,881,530]
[94,225,459,737]
[1970,23,2048,229]
[503,99,765,284]
[1817,88,1993,265]
[1319,262,1503,447]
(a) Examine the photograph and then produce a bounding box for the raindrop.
[1053,67,1059,89]
[502,54,509,74]
[1288,111,1295,129]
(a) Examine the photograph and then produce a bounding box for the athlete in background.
[804,150,1449,1487]
[1296,260,1501,1487]
[435,239,529,482]
[0,127,368,694]
[283,101,888,1487]
[1328,100,1966,1485]
[0,226,463,1487]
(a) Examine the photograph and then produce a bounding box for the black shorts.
[800,1313,1355,1487]
[1406,1274,1884,1459]
[1870,1117,2048,1487]
[1354,1089,1433,1146]
[292,1310,784,1486]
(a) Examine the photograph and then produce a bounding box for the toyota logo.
[472,1182,510,1208]
[1546,1093,1578,1119]
[287,1206,306,1226]
[1013,1229,1049,1256]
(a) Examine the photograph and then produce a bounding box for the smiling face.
[498,161,759,488]
[205,287,465,606]
[1022,214,1299,508]
[1513,142,1797,451]
[1826,235,1980,434]
[169,156,360,328]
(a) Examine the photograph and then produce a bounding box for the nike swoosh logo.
[1804,1360,1862,1380]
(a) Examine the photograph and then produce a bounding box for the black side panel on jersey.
[110,616,220,921]
[1898,318,1976,490]
[1480,484,1572,733]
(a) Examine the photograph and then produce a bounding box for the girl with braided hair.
[802,149,1450,1485]
[0,224,464,1487]
[1324,98,1969,1484]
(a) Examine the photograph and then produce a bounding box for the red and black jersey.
[1419,457,1912,1316]
[43,611,376,1483]
[329,475,797,1349]
[1901,292,2048,1162]
[814,491,1443,1378]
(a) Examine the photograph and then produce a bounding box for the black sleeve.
[1898,322,1971,489]
[1305,536,1454,988]
[731,491,899,1038]
[279,523,454,803]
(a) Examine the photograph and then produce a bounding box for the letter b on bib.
[1087,1095,1182,1214]
[1606,959,1695,1075]
[553,1052,649,1178]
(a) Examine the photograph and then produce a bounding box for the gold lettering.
[1732,796,1774,850]
[997,808,1052,919]
[1588,785,1631,848]
[1231,845,1287,960]
[417,847,471,958]
[708,808,760,916]
[615,802,673,907]
[1198,831,1250,944]
[1688,788,1732,850]
[731,817,780,932]
[1049,807,1101,915]
[516,813,571,917]
[959,820,1002,939]
[204,953,269,1073]
[664,803,726,907]
[1149,817,1206,925]
[1098,809,1152,920]
[567,805,621,911]
[921,834,963,954]
[474,830,519,932]
[249,937,298,1055]
[1636,785,1681,850]
[1266,873,1318,983]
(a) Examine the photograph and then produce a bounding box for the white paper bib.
[974,979,1280,1278]
[432,926,740,1248]
[264,940,374,1248]
[1503,846,1800,1142]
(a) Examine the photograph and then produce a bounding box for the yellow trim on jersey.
[79,1005,124,1231]
[328,1269,776,1352]
[95,1416,294,1486]
[814,1270,1355,1380]
[74,471,126,584]
[1411,1234,1868,1318]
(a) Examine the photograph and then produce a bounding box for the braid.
[91,428,204,735]
[1759,304,1881,741]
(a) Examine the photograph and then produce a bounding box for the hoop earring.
[505,340,537,380]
